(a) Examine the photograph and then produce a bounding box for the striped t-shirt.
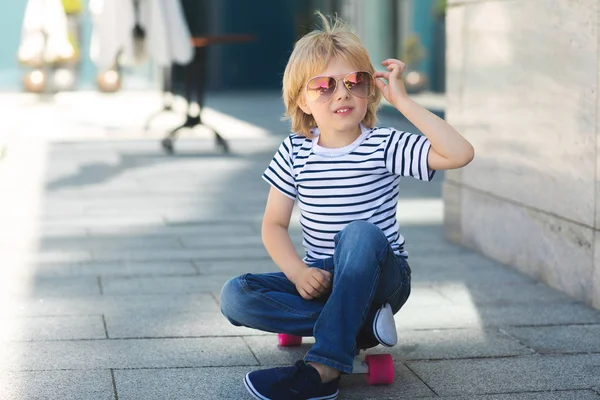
[262,124,435,264]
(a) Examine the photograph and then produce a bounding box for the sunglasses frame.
[304,71,375,103]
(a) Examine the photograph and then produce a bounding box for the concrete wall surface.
[444,0,600,309]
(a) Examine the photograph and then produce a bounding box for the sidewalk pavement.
[0,91,599,400]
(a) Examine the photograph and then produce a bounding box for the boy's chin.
[334,120,363,132]
[316,118,363,133]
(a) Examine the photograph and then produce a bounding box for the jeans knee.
[220,276,245,326]
[335,221,388,257]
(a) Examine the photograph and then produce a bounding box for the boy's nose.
[334,82,350,100]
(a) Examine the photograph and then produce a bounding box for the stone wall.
[444,0,600,309]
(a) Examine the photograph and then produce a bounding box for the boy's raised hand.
[374,59,409,107]
[293,267,332,300]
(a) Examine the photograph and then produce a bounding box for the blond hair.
[282,12,381,137]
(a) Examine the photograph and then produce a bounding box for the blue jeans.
[219,221,412,373]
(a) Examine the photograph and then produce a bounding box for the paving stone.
[398,301,600,330]
[16,261,198,279]
[410,253,536,284]
[1,226,88,239]
[165,214,264,224]
[81,206,240,220]
[91,247,270,262]
[114,367,253,400]
[105,310,266,338]
[101,275,230,295]
[81,203,236,218]
[1,293,220,317]
[412,266,535,284]
[0,338,257,370]
[242,336,317,366]
[338,361,437,399]
[3,276,100,297]
[505,325,600,354]
[0,370,114,400]
[38,236,183,251]
[0,315,106,341]
[181,234,264,248]
[372,328,532,360]
[2,250,93,264]
[194,259,280,276]
[411,252,511,270]
[407,243,469,256]
[42,216,165,228]
[407,354,600,396]
[405,285,455,307]
[431,282,580,305]
[400,226,470,256]
[69,191,267,204]
[87,222,255,237]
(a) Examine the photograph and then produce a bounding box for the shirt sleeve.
[262,136,298,199]
[384,130,435,181]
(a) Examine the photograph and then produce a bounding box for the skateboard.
[277,334,394,386]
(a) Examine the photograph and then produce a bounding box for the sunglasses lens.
[306,76,336,103]
[344,72,373,98]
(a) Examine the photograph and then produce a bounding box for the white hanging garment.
[140,0,193,67]
[89,0,136,69]
[90,0,193,69]
[140,0,169,67]
[18,0,75,66]
[160,0,194,65]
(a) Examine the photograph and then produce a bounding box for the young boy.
[220,12,474,400]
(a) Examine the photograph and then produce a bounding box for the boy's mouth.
[334,107,353,115]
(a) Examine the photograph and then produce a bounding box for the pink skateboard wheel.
[277,334,302,346]
[365,354,394,385]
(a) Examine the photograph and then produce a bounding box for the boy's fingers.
[304,285,318,298]
[313,268,329,279]
[315,270,332,286]
[386,62,405,76]
[374,71,390,80]
[390,65,404,81]
[310,272,326,287]
[381,58,399,66]
[383,58,405,68]
[320,269,332,280]
[309,277,325,293]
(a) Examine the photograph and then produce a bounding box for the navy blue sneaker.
[244,360,340,400]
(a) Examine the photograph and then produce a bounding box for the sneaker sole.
[373,306,396,347]
[243,373,339,400]
[244,374,270,400]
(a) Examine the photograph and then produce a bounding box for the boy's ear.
[296,95,312,115]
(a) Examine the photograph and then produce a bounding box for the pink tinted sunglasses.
[305,71,374,103]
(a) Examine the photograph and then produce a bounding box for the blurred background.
[0,0,446,93]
